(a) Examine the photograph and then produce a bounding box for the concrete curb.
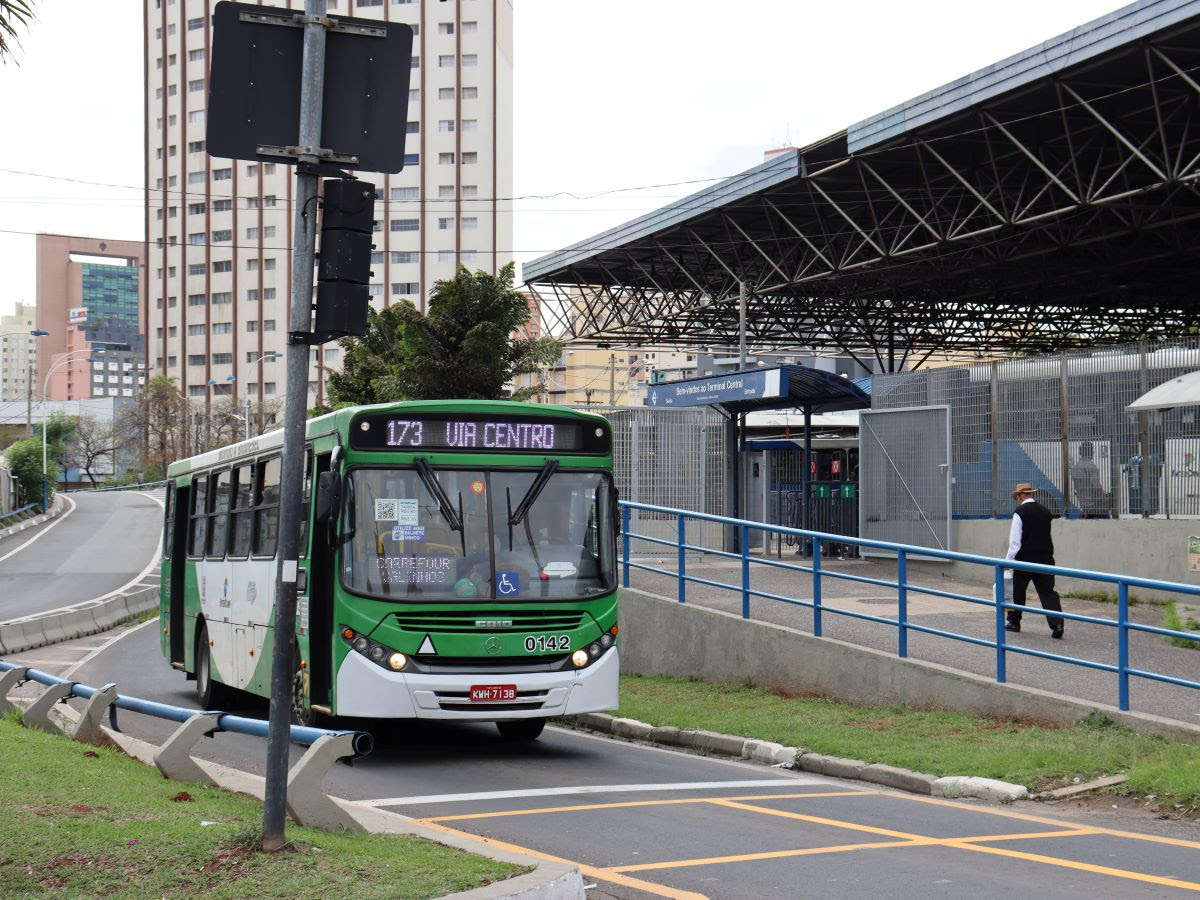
[20,698,584,900]
[0,585,159,656]
[0,495,65,542]
[565,712,1029,803]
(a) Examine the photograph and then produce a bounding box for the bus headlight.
[571,649,589,668]
[342,625,409,672]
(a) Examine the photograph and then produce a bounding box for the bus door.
[167,481,190,668]
[306,451,334,709]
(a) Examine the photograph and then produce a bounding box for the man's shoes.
[1050,627,1064,640]
[1005,621,1020,633]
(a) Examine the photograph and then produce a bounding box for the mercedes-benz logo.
[484,637,502,655]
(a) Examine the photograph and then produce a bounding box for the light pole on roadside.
[205,375,236,448]
[1,329,51,436]
[247,352,280,437]
[41,349,105,510]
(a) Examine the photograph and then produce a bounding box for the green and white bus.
[160,400,619,740]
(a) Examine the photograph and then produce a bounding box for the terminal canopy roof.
[645,365,870,416]
[525,0,1200,371]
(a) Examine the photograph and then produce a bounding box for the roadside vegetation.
[613,674,1200,817]
[0,712,524,898]
[1163,602,1200,651]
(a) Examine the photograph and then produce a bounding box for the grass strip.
[0,712,525,898]
[614,674,1200,815]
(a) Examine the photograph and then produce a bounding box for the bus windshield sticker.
[391,525,426,542]
[374,498,419,523]
[377,555,453,584]
[496,571,521,596]
[471,479,485,495]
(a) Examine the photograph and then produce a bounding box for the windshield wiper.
[508,461,558,527]
[414,458,466,553]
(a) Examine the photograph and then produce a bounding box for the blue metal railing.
[619,501,1200,712]
[0,504,37,527]
[0,660,372,755]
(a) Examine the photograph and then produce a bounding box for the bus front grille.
[393,610,587,633]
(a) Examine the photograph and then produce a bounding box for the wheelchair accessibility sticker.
[496,571,521,597]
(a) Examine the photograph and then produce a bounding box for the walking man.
[1004,482,1065,639]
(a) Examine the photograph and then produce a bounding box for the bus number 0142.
[524,635,570,652]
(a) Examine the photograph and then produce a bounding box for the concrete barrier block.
[796,752,868,781]
[286,733,365,833]
[570,712,614,733]
[934,776,1028,803]
[0,667,29,713]
[610,717,654,741]
[24,682,74,734]
[744,739,787,764]
[648,725,681,744]
[72,686,119,748]
[860,763,936,795]
[154,713,220,785]
[681,729,746,757]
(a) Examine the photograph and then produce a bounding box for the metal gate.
[751,447,860,558]
[859,405,951,553]
[587,406,726,556]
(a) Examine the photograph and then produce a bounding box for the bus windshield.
[340,467,616,601]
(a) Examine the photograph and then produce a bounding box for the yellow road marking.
[411,818,706,900]
[424,790,873,823]
[611,839,936,873]
[892,791,1200,849]
[945,839,1200,891]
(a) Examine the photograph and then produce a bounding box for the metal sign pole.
[262,0,326,852]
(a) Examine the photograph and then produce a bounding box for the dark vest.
[1014,501,1055,563]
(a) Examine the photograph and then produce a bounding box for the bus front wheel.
[196,625,231,710]
[496,718,546,741]
[291,650,322,727]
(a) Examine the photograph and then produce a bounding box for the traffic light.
[312,178,376,341]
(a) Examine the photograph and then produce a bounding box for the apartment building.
[0,303,41,405]
[144,0,514,410]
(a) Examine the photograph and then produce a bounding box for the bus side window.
[229,464,254,558]
[207,469,232,559]
[254,456,281,557]
[189,476,208,558]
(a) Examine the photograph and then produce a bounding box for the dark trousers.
[1010,570,1064,632]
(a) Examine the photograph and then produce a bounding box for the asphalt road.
[0,490,163,622]
[7,623,1194,900]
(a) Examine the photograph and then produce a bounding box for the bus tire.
[291,648,322,727]
[496,718,545,742]
[196,625,231,710]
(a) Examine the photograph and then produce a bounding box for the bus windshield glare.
[340,467,617,601]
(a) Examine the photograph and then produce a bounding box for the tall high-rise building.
[144,0,514,414]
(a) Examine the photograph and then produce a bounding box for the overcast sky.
[0,0,1126,320]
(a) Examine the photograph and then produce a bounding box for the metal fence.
[586,406,726,555]
[619,500,1200,715]
[872,339,1200,519]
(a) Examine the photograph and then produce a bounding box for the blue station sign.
[647,368,785,407]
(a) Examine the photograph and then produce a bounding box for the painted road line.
[0,496,75,566]
[413,818,706,900]
[945,839,1200,891]
[358,779,829,808]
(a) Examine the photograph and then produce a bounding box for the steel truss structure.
[525,1,1200,372]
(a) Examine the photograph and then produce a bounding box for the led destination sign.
[351,413,610,454]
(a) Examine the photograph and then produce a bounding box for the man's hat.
[1011,482,1037,501]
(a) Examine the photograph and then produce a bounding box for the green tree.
[3,438,56,510]
[326,264,562,405]
[0,1,35,62]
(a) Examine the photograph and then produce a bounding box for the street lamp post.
[247,352,279,436]
[0,329,52,437]
[41,349,105,510]
[205,375,236,448]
